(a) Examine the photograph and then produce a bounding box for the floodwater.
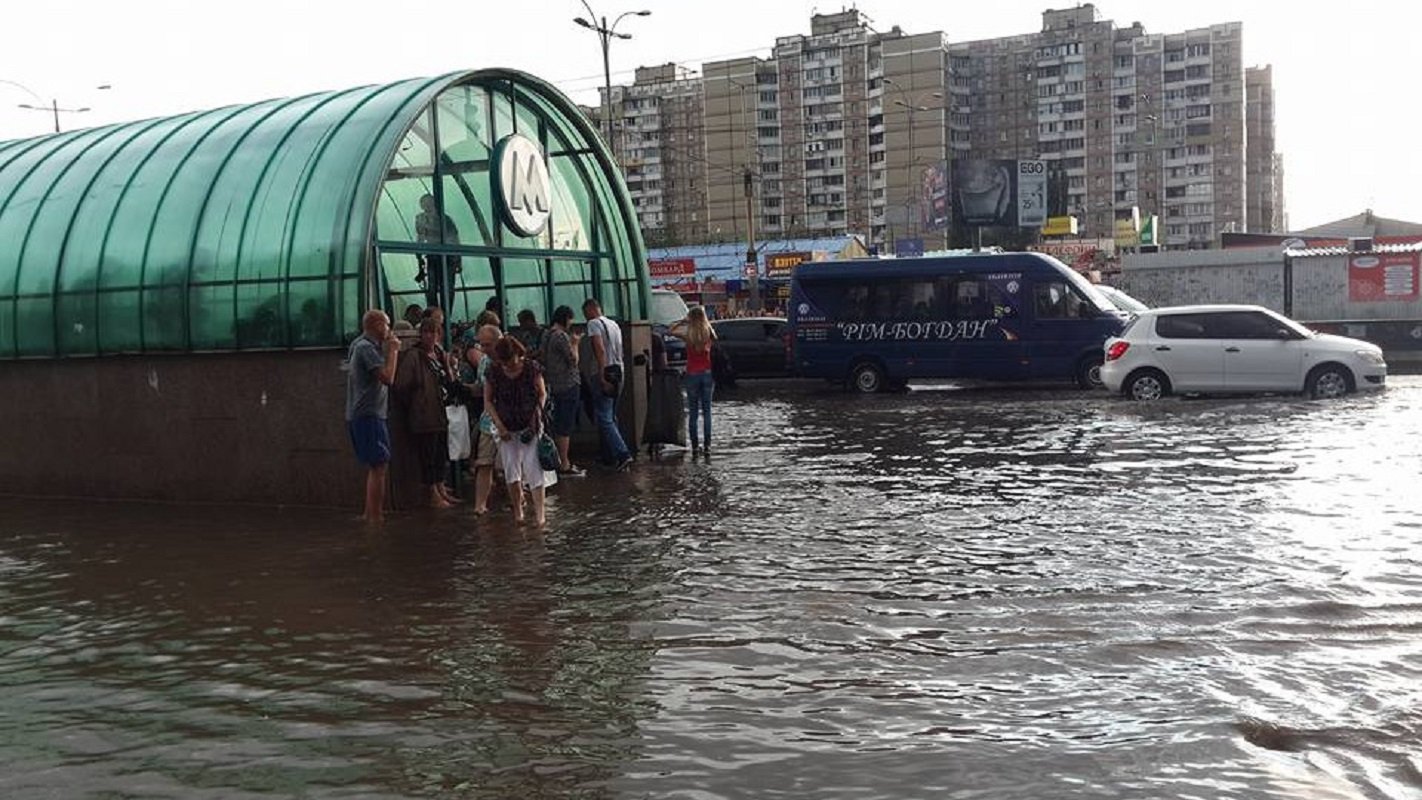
[2,377,1421,799]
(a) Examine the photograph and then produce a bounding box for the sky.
[0,0,1414,230]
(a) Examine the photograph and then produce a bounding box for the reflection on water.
[2,378,1421,798]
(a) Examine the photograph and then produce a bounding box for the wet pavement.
[1,376,1420,798]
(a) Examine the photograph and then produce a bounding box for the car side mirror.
[1275,328,1295,340]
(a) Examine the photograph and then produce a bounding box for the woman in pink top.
[669,306,717,457]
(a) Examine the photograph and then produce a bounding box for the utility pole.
[744,168,759,311]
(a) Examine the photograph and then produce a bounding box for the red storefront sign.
[1349,252,1420,302]
[648,258,697,278]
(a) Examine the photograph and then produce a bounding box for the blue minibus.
[788,252,1128,392]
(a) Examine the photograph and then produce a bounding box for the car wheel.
[1124,368,1170,401]
[1306,364,1353,399]
[1076,355,1105,390]
[849,360,886,394]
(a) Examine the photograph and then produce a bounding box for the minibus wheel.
[849,360,886,393]
[1075,355,1105,389]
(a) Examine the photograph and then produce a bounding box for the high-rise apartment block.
[595,4,1285,251]
[598,64,706,248]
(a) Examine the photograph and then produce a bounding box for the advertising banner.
[1349,252,1420,302]
[1016,160,1047,227]
[648,258,696,278]
[1034,239,1114,271]
[920,161,949,230]
[765,251,810,279]
[952,159,1017,227]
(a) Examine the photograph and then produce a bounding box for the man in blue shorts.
[346,309,401,522]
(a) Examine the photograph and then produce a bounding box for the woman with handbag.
[483,335,549,526]
[669,305,717,457]
[393,318,458,508]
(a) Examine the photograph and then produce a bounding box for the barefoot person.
[543,305,585,476]
[484,336,549,526]
[346,309,400,522]
[394,318,459,509]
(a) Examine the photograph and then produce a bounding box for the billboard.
[1349,252,1420,302]
[1016,160,1047,227]
[951,159,1046,229]
[952,159,1016,227]
[920,161,949,230]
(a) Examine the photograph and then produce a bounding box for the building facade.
[597,64,707,248]
[1246,64,1286,234]
[598,5,1282,251]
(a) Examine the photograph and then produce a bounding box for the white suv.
[1101,305,1387,401]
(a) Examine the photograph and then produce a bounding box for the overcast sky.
[0,0,1411,229]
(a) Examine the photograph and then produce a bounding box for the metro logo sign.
[495,134,551,237]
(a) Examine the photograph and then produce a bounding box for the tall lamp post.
[884,78,942,244]
[3,80,111,133]
[573,4,650,158]
[724,75,763,310]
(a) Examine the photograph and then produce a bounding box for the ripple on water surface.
[0,378,1420,798]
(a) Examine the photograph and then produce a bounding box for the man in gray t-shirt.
[345,310,400,522]
[582,298,632,469]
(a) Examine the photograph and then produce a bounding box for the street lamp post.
[724,75,763,310]
[573,4,650,158]
[884,78,942,246]
[3,80,111,133]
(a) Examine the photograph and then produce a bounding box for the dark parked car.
[711,317,791,387]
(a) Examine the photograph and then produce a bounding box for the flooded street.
[2,376,1421,799]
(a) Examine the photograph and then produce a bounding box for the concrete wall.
[1119,248,1422,322]
[0,325,653,507]
[1118,249,1285,312]
[0,351,361,507]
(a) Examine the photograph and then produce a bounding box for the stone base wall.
[0,324,653,508]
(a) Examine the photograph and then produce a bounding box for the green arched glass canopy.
[0,69,647,358]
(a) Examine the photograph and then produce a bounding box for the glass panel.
[549,154,592,252]
[55,292,98,355]
[503,285,548,325]
[399,110,436,172]
[0,299,14,357]
[550,260,592,322]
[235,283,285,348]
[380,251,424,297]
[492,87,517,143]
[376,175,434,244]
[452,288,499,328]
[189,285,236,349]
[436,86,490,165]
[142,286,187,350]
[13,297,56,357]
[441,170,491,247]
[501,257,546,288]
[97,290,141,352]
[514,91,544,142]
[290,280,337,346]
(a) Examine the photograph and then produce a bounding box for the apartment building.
[1246,65,1286,233]
[598,64,707,247]
[949,5,1275,249]
[597,5,1282,251]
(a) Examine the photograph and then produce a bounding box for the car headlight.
[1354,349,1386,366]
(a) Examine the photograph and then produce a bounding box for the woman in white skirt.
[483,335,548,526]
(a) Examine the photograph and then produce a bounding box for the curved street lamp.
[572,3,651,154]
[3,80,111,133]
